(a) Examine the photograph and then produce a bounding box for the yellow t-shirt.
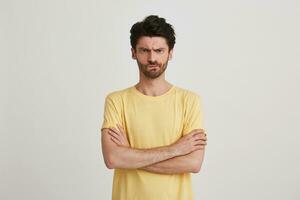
[101,84,204,200]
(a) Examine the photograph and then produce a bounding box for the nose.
[148,50,156,63]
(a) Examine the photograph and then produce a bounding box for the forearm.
[140,155,195,174]
[140,149,205,174]
[102,127,207,170]
[108,144,180,169]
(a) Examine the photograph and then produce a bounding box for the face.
[131,36,173,79]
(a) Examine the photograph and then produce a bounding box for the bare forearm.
[108,145,180,169]
[140,149,205,174]
[103,127,207,170]
[140,155,195,174]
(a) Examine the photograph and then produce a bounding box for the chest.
[123,99,185,148]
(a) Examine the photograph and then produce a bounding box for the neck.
[135,73,173,97]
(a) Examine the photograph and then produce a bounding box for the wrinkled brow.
[137,47,166,51]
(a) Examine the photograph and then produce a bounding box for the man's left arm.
[140,148,205,174]
[141,93,206,174]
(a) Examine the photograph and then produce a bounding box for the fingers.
[110,127,120,134]
[110,126,124,138]
[108,127,122,141]
[116,124,128,138]
[110,135,122,145]
[194,140,207,150]
[193,133,207,141]
[194,145,205,150]
[107,127,122,145]
[109,125,129,145]
[194,140,207,145]
[192,131,208,148]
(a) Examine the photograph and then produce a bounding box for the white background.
[1,0,300,199]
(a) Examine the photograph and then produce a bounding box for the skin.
[131,36,174,96]
[106,124,207,173]
[102,126,206,170]
[101,36,208,173]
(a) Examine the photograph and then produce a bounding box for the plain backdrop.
[1,0,300,199]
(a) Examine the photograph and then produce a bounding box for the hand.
[171,129,207,156]
[108,124,130,147]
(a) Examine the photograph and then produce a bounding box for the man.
[101,15,207,200]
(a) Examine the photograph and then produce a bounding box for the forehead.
[136,36,168,49]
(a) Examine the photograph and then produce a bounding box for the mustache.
[147,61,159,65]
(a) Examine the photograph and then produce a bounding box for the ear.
[131,48,137,60]
[168,49,174,60]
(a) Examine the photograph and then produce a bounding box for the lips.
[148,65,158,68]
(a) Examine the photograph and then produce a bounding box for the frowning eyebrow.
[137,47,166,51]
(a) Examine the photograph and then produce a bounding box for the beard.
[137,59,169,79]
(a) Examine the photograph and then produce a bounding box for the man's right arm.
[101,128,178,169]
[101,128,203,169]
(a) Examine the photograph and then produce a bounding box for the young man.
[101,15,207,200]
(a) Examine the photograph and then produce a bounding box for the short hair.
[130,15,176,51]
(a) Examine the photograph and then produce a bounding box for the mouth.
[148,65,159,68]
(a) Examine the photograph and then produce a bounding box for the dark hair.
[130,15,176,51]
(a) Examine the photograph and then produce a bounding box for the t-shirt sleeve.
[101,94,123,132]
[182,93,204,135]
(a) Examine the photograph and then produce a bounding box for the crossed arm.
[140,149,205,174]
[101,125,207,174]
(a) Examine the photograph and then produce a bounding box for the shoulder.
[174,86,202,101]
[104,86,132,101]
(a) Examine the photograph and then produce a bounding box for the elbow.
[104,154,117,169]
[191,161,202,173]
[105,160,115,169]
[192,165,201,173]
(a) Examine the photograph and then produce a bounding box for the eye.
[155,49,163,53]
